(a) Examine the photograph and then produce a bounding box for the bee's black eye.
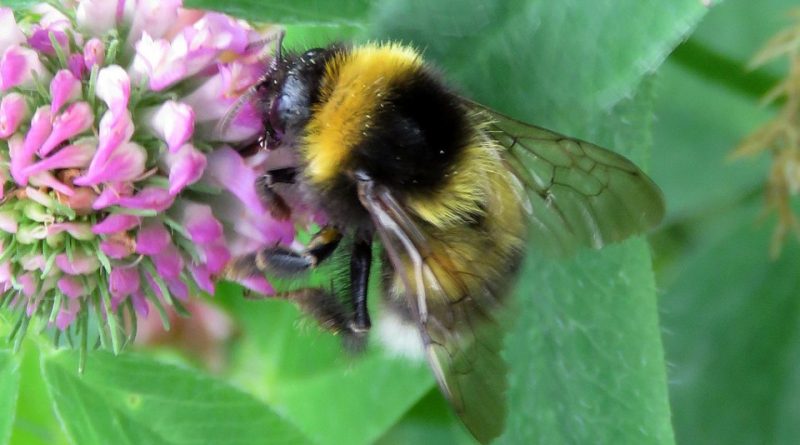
[301,48,327,64]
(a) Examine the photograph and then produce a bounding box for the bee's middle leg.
[350,234,372,333]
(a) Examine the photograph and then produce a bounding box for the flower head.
[0,2,299,355]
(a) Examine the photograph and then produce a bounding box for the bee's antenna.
[216,28,286,139]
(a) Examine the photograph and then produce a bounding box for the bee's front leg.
[225,225,342,278]
[257,167,297,220]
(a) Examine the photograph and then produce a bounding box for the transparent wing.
[468,101,666,255]
[357,179,507,444]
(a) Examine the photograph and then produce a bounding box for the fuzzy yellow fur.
[302,44,505,230]
[302,43,423,184]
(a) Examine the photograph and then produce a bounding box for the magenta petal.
[200,242,230,274]
[56,251,100,275]
[131,290,150,317]
[0,92,27,138]
[206,147,265,214]
[238,275,275,296]
[196,13,249,54]
[68,53,86,78]
[19,273,37,297]
[135,221,171,255]
[56,306,79,330]
[100,238,133,259]
[117,187,175,212]
[145,100,195,152]
[165,143,206,195]
[218,99,262,143]
[0,45,48,91]
[189,263,214,294]
[166,277,188,301]
[28,171,73,196]
[39,102,93,156]
[49,69,82,114]
[96,65,130,119]
[74,141,146,186]
[28,27,69,55]
[83,37,105,70]
[23,139,96,176]
[91,182,133,209]
[90,109,134,170]
[109,267,140,300]
[132,33,187,91]
[93,214,140,234]
[76,0,120,37]
[13,107,52,185]
[127,0,181,43]
[151,244,183,279]
[57,276,85,299]
[47,222,94,240]
[0,8,26,54]
[179,202,223,244]
[0,261,12,284]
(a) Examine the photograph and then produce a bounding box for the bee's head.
[259,45,340,150]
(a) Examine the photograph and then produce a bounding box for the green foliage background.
[0,0,797,444]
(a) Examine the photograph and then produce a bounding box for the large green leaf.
[219,285,436,445]
[0,350,20,445]
[650,61,771,221]
[651,2,800,444]
[41,350,310,445]
[371,0,708,133]
[0,1,36,9]
[651,0,799,221]
[8,341,69,445]
[184,0,371,24]
[661,200,800,445]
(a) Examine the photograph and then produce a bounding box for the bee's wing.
[357,180,507,444]
[466,100,665,255]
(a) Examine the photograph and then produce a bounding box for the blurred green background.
[2,0,799,444]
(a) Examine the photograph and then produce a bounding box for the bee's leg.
[256,167,298,220]
[350,234,373,333]
[278,288,353,335]
[273,287,368,352]
[263,167,297,185]
[226,225,343,277]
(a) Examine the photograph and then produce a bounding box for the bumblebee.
[227,40,664,443]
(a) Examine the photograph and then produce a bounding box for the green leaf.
[661,201,800,445]
[652,3,800,444]
[41,350,310,445]
[218,285,436,445]
[497,83,673,445]
[376,389,478,445]
[183,0,371,24]
[282,23,365,51]
[0,349,20,445]
[8,341,69,445]
[371,0,709,132]
[650,61,771,221]
[0,1,37,9]
[650,0,800,221]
